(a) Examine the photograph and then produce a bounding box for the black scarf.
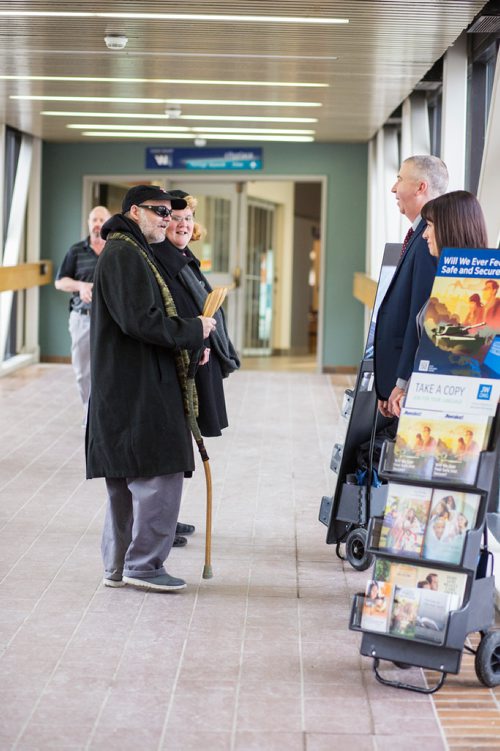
[152,237,240,377]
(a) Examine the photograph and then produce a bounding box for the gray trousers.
[102,474,183,579]
[69,311,91,408]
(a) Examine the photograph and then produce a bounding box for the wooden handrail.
[353,271,377,308]
[0,261,53,292]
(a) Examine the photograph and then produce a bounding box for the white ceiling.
[0,1,489,144]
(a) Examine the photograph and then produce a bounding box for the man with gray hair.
[55,205,111,418]
[374,155,449,417]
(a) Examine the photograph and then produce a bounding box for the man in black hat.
[86,185,217,592]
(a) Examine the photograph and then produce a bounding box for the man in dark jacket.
[86,185,217,592]
[374,155,448,417]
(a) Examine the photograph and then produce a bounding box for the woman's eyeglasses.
[138,204,173,218]
[170,214,194,223]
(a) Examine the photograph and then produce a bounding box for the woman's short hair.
[184,194,207,242]
[421,190,488,256]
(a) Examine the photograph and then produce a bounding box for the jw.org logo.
[477,383,492,401]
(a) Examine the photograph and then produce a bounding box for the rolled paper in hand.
[202,286,230,317]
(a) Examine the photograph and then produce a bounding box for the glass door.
[87,178,244,350]
[243,199,276,355]
[166,181,243,349]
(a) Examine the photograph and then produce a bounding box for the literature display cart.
[318,244,401,570]
[349,248,500,693]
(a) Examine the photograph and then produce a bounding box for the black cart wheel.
[345,527,373,571]
[475,631,500,687]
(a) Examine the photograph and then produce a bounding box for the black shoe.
[173,535,187,547]
[176,522,195,536]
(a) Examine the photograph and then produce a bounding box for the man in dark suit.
[374,155,449,417]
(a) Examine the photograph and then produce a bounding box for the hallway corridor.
[0,364,497,749]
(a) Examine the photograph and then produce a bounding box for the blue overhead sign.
[146,147,262,171]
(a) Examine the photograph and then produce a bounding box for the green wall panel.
[41,140,367,368]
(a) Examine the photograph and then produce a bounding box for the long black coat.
[85,215,204,479]
[151,239,229,437]
[374,219,438,400]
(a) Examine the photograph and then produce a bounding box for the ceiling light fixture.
[165,104,182,118]
[12,95,166,103]
[165,98,322,108]
[42,111,319,123]
[104,34,128,50]
[66,123,315,135]
[0,74,328,88]
[27,50,339,61]
[13,95,322,108]
[66,124,190,132]
[0,11,348,25]
[81,131,314,142]
[194,138,207,147]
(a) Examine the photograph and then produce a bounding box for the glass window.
[3,127,23,361]
[465,39,499,193]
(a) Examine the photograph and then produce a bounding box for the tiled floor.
[0,363,497,750]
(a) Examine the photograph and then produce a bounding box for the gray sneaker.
[122,573,186,592]
[103,577,126,588]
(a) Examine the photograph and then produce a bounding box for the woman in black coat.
[151,191,240,438]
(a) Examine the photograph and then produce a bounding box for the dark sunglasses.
[138,204,173,218]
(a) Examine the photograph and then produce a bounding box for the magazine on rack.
[360,580,394,632]
[414,248,500,379]
[389,586,419,638]
[413,587,452,644]
[378,484,432,557]
[387,408,491,483]
[360,561,465,643]
[373,559,467,610]
[422,488,481,564]
[378,483,481,563]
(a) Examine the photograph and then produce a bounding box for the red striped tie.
[400,226,414,258]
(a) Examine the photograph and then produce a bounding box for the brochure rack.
[348,413,500,693]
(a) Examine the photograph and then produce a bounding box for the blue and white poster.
[146,147,262,171]
[414,248,500,379]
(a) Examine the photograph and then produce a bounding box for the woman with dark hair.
[420,190,488,259]
[392,190,489,416]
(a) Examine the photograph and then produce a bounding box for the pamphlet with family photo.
[388,408,491,484]
[373,559,467,610]
[360,580,395,633]
[360,561,466,644]
[422,488,481,564]
[415,248,500,379]
[377,483,481,564]
[378,484,432,557]
[389,586,420,639]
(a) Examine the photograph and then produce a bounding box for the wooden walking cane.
[186,286,229,579]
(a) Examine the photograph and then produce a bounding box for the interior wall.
[40,140,367,370]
